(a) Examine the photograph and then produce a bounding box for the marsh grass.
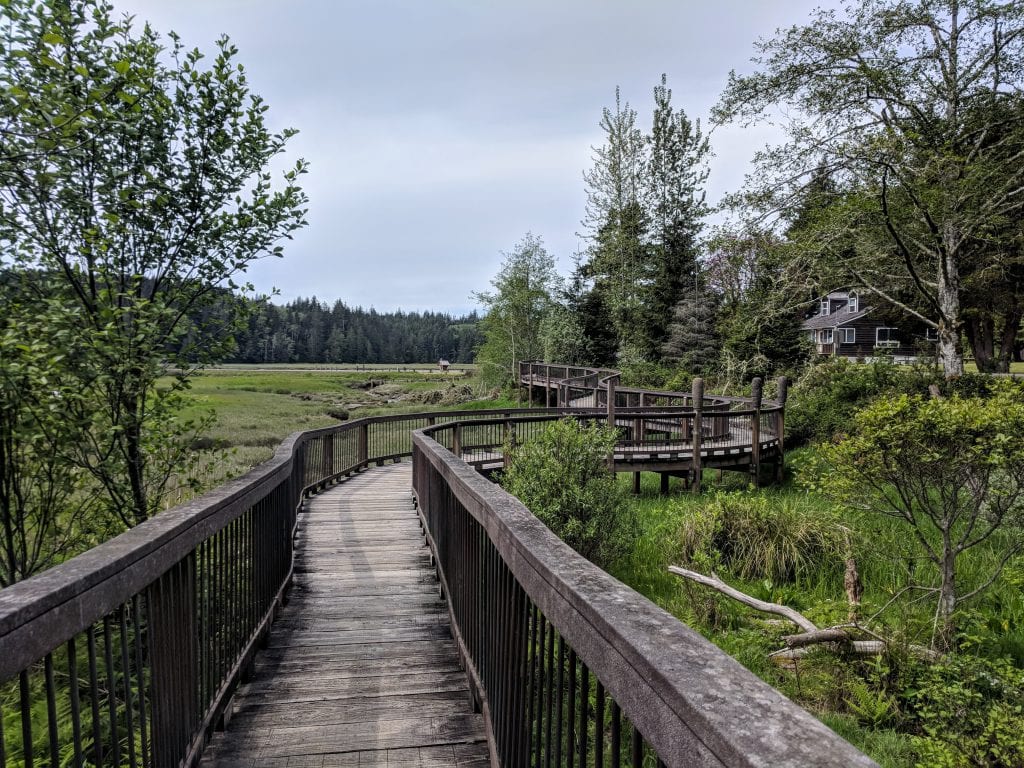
[610,449,1024,768]
[163,366,504,506]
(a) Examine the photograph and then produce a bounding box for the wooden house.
[802,290,936,362]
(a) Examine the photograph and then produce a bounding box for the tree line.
[227,297,482,365]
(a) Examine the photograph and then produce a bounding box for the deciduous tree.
[474,234,562,386]
[0,0,308,525]
[815,387,1024,650]
[716,0,1024,377]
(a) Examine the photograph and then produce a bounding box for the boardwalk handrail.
[520,361,789,489]
[3,373,871,767]
[519,360,768,410]
[0,405,555,768]
[413,422,877,767]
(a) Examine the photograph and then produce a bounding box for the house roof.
[802,306,872,330]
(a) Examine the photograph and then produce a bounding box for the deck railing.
[413,424,876,767]
[0,406,551,768]
[2,367,875,768]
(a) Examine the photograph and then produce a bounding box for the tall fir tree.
[640,75,710,360]
[580,89,648,360]
[579,78,709,364]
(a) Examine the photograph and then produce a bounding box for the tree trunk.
[937,244,964,378]
[965,317,996,372]
[997,308,1022,372]
[937,545,957,652]
[965,311,1020,373]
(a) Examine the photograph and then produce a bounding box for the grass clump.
[678,491,848,584]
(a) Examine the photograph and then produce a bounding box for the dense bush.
[618,360,673,389]
[785,359,920,445]
[906,655,1024,767]
[786,359,1024,447]
[501,418,633,568]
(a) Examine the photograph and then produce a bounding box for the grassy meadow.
[163,364,506,507]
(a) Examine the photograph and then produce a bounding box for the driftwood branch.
[668,566,818,632]
[783,628,852,648]
[668,565,940,661]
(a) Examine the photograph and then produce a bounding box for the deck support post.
[750,378,763,488]
[692,378,703,493]
[607,375,617,427]
[660,472,670,493]
[776,376,788,482]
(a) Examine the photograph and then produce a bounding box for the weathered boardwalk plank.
[200,463,489,768]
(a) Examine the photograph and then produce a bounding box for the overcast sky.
[113,0,835,315]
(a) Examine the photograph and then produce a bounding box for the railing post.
[504,421,516,470]
[453,423,462,458]
[776,376,789,482]
[545,367,552,408]
[692,378,703,493]
[607,375,617,428]
[323,434,334,485]
[632,415,644,494]
[358,423,368,469]
[750,377,763,488]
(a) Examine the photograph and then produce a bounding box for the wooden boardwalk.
[200,463,490,768]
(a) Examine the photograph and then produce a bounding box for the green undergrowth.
[609,450,1024,768]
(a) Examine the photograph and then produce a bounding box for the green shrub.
[678,491,847,583]
[501,418,633,568]
[786,358,921,445]
[785,359,1024,447]
[619,360,672,389]
[906,655,1024,768]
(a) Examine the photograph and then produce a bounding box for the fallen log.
[668,565,940,661]
[666,566,817,633]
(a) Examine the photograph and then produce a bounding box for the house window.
[876,327,898,346]
[839,328,856,344]
[848,291,859,313]
[820,298,830,315]
[925,328,938,342]
[819,328,834,344]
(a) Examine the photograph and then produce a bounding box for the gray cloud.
[113,0,836,313]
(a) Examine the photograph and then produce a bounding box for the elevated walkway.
[200,463,489,767]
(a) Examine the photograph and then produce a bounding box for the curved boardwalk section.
[200,463,489,767]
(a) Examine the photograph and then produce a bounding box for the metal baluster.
[44,653,59,768]
[19,669,32,768]
[67,638,83,768]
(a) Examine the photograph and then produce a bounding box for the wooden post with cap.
[750,377,763,488]
[776,376,789,482]
[692,377,703,493]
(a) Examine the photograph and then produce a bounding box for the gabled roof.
[802,306,872,330]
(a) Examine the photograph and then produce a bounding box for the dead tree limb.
[667,566,818,632]
[668,565,940,661]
